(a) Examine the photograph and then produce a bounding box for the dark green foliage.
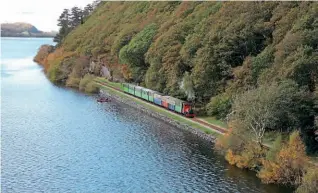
[70,7,83,28]
[206,93,232,120]
[54,1,102,45]
[54,9,71,44]
[119,23,157,83]
[266,134,282,161]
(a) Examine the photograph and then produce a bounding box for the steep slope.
[35,1,318,152]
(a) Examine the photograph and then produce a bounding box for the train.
[121,83,195,118]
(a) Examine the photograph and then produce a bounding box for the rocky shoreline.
[99,89,216,145]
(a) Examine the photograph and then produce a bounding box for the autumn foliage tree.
[296,168,318,193]
[258,131,309,185]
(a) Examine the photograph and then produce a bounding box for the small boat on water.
[97,97,111,102]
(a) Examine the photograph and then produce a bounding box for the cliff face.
[1,22,57,37]
[35,1,318,105]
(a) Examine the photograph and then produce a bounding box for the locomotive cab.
[182,103,195,118]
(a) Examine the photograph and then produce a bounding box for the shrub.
[66,77,81,88]
[225,142,265,170]
[265,134,283,161]
[206,93,232,120]
[296,168,318,193]
[79,74,95,91]
[33,44,55,65]
[258,131,308,185]
[85,81,99,93]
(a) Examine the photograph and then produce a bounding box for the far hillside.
[1,22,57,37]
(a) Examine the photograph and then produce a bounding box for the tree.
[206,93,232,120]
[119,23,157,83]
[92,0,102,9]
[70,6,83,28]
[83,4,94,19]
[230,80,311,145]
[258,131,308,185]
[265,134,282,161]
[54,9,71,44]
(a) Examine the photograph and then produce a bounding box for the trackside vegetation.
[34,1,318,191]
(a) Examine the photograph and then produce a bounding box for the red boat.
[97,97,111,102]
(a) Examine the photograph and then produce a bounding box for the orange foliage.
[33,45,54,71]
[45,48,75,71]
[225,142,265,169]
[121,64,132,80]
[225,149,237,165]
[258,131,308,185]
[215,128,233,152]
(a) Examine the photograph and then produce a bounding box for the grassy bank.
[197,116,228,129]
[95,80,221,137]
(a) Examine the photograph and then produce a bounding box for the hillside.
[1,22,56,37]
[35,2,318,154]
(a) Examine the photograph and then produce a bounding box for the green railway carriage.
[128,84,135,95]
[141,88,150,101]
[122,83,129,93]
[141,88,157,102]
[174,98,183,113]
[119,82,194,117]
[147,90,157,103]
[134,86,143,98]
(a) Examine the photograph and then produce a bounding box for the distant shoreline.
[1,36,54,38]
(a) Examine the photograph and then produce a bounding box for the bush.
[33,44,55,65]
[258,131,308,185]
[85,81,98,93]
[296,168,318,193]
[206,93,232,120]
[47,64,61,83]
[265,134,283,161]
[66,77,81,88]
[79,74,95,91]
[225,142,265,170]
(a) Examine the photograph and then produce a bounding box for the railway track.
[94,79,318,167]
[94,79,227,135]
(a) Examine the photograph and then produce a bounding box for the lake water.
[1,37,292,193]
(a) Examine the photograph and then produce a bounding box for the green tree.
[230,81,311,144]
[70,6,83,28]
[119,23,157,83]
[53,9,71,44]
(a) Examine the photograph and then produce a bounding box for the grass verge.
[198,116,228,128]
[95,77,122,89]
[95,81,220,137]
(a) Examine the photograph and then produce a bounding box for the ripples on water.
[1,38,293,193]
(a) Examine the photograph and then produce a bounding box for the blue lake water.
[1,37,292,193]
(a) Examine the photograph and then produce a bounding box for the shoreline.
[98,85,217,145]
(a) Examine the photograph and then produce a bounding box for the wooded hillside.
[34,1,318,154]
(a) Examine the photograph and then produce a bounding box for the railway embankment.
[95,80,220,144]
